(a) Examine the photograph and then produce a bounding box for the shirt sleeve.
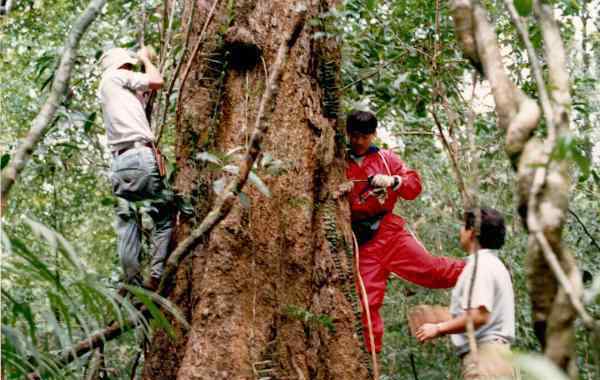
[460,262,494,313]
[109,69,150,92]
[383,150,422,200]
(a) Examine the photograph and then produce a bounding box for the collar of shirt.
[349,145,380,164]
[466,248,498,261]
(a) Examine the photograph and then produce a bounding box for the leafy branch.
[1,0,108,211]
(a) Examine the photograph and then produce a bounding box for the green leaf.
[222,164,271,197]
[177,196,194,216]
[25,217,84,270]
[40,73,54,92]
[100,196,115,206]
[514,0,533,17]
[1,153,10,169]
[551,135,591,180]
[366,0,377,12]
[2,290,37,345]
[248,172,271,197]
[260,153,273,167]
[47,291,74,342]
[83,111,96,133]
[125,286,188,339]
[8,236,61,289]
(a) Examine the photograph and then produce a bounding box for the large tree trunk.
[143,1,371,379]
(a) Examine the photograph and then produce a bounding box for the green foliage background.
[1,0,599,379]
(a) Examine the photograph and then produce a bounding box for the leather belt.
[113,141,153,157]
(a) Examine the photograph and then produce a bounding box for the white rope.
[376,150,392,176]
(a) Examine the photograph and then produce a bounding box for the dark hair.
[464,207,506,249]
[347,110,377,134]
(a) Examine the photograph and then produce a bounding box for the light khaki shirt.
[98,68,154,151]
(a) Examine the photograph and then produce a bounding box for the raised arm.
[137,47,164,90]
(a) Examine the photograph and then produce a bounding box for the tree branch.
[532,228,598,332]
[449,0,586,373]
[84,347,103,380]
[0,0,107,210]
[25,304,150,379]
[393,131,440,137]
[505,0,593,336]
[568,208,600,252]
[503,0,556,143]
[430,110,469,207]
[340,54,405,91]
[155,0,197,144]
[58,309,145,366]
[138,0,147,47]
[159,0,178,74]
[174,0,220,127]
[534,1,571,123]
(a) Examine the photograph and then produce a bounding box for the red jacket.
[346,146,422,222]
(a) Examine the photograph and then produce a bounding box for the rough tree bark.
[142,1,371,379]
[449,0,592,377]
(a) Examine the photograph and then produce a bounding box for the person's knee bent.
[120,253,140,281]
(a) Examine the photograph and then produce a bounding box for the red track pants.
[356,213,465,352]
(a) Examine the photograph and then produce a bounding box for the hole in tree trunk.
[225,26,261,72]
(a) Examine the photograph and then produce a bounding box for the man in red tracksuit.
[344,110,466,353]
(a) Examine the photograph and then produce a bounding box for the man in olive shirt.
[416,208,516,379]
[98,47,172,290]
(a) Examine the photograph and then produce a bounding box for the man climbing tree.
[343,110,466,353]
[98,46,174,290]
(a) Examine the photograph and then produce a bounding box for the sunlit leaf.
[196,151,222,165]
[8,236,61,289]
[366,0,377,12]
[213,177,226,194]
[260,153,273,168]
[225,146,244,158]
[248,171,272,197]
[222,165,271,197]
[514,0,532,16]
[126,286,176,339]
